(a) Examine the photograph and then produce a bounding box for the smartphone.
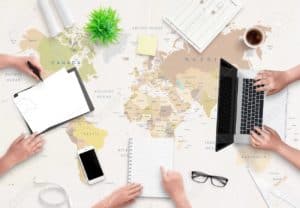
[78,146,105,184]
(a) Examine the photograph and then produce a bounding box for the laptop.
[215,59,287,151]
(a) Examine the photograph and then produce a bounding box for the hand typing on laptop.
[215,59,287,151]
[254,69,296,95]
[250,126,284,151]
[251,64,300,169]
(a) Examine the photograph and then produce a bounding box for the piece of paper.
[136,35,158,56]
[163,0,242,53]
[128,138,173,197]
[14,69,90,133]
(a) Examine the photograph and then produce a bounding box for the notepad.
[136,35,158,56]
[13,68,94,133]
[163,0,242,53]
[127,138,174,198]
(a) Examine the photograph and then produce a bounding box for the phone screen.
[79,149,104,180]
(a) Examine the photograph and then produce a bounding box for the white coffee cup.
[243,27,265,49]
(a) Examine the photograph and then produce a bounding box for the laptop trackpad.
[263,89,288,139]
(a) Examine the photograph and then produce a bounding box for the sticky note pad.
[137,35,158,56]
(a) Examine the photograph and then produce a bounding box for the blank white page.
[128,138,174,198]
[14,69,90,133]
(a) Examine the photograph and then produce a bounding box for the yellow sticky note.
[137,35,158,56]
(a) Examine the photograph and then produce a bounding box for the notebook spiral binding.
[127,138,133,182]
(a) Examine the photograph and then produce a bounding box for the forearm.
[0,54,18,69]
[0,155,15,176]
[91,196,109,208]
[276,143,300,169]
[286,64,300,84]
[92,201,106,208]
[173,193,192,208]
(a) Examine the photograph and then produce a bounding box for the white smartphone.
[78,146,105,184]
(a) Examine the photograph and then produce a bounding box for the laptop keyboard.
[240,79,264,134]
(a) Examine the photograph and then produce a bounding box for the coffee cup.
[243,27,265,49]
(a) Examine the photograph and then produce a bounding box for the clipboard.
[14,68,94,134]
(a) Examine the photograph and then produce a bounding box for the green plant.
[85,7,121,45]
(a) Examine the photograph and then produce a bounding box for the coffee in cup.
[243,27,265,49]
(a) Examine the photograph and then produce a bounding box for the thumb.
[160,166,167,180]
[27,69,40,80]
[13,133,25,145]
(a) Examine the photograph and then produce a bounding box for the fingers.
[24,133,44,152]
[250,136,259,148]
[250,126,275,149]
[254,78,269,93]
[28,132,40,139]
[129,187,142,199]
[25,56,44,80]
[128,183,140,189]
[28,56,44,72]
[160,166,167,180]
[254,79,269,87]
[254,126,268,137]
[161,166,170,183]
[250,129,264,144]
[32,139,44,150]
[267,90,276,96]
[129,191,142,199]
[28,71,40,80]
[256,70,271,79]
[13,133,26,145]
[128,184,142,191]
[32,146,43,154]
[255,85,269,92]
[24,133,38,145]
[263,125,276,134]
[23,64,40,80]
[115,183,142,203]
[128,184,142,197]
[250,135,262,148]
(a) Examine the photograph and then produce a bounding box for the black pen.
[27,61,43,81]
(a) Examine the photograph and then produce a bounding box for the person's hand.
[160,167,191,208]
[160,167,185,200]
[93,183,142,208]
[254,70,290,95]
[250,126,284,152]
[13,56,43,80]
[4,133,44,167]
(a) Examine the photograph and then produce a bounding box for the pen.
[27,61,43,81]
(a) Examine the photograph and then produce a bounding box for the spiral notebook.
[127,138,174,198]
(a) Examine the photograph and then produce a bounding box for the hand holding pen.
[13,56,44,81]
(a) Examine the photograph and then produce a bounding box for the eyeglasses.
[191,171,229,188]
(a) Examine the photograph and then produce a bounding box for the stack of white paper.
[164,0,242,53]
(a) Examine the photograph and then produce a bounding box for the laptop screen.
[216,59,238,151]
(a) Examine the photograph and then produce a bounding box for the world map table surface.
[1,0,300,207]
